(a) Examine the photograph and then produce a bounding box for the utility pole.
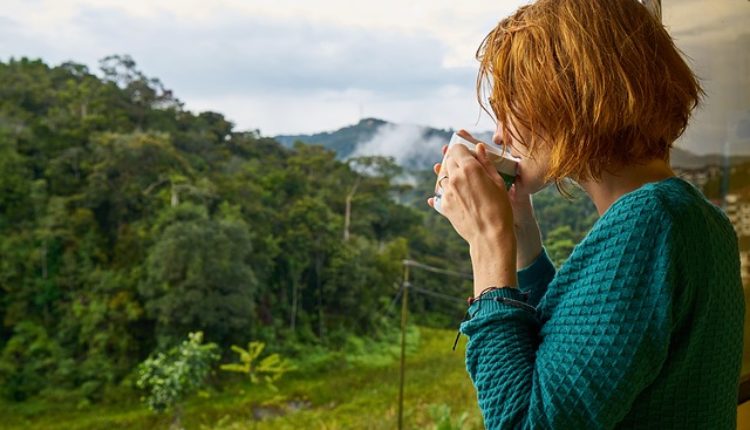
[397,261,409,430]
[394,259,471,430]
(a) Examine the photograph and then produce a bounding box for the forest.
[0,56,600,425]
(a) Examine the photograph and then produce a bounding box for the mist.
[349,123,447,170]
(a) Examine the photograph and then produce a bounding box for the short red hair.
[476,0,704,197]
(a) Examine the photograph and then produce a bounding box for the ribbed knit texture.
[459,176,745,429]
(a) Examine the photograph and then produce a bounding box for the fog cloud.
[350,123,447,170]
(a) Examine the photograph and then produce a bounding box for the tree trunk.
[41,239,47,279]
[316,252,324,341]
[343,177,360,242]
[290,280,298,333]
[171,184,179,207]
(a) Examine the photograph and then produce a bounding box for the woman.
[427,0,744,428]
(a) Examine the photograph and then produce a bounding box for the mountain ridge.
[275,118,749,170]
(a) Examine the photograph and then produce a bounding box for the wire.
[387,284,405,313]
[402,259,473,280]
[374,258,472,321]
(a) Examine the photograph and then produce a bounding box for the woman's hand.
[436,130,543,270]
[426,130,518,293]
[454,130,535,230]
[429,142,514,244]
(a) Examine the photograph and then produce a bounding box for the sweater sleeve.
[516,246,556,308]
[459,204,674,429]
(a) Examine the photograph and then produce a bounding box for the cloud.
[350,123,446,169]
[61,5,476,98]
[0,0,747,155]
[187,84,494,136]
[0,2,488,134]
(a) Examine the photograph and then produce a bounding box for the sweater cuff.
[517,246,555,290]
[459,287,538,336]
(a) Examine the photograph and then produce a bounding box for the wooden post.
[397,261,409,430]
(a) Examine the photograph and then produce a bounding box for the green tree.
[0,322,67,400]
[136,332,219,429]
[139,203,258,346]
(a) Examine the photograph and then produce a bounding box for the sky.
[1,0,748,155]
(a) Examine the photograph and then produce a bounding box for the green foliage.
[0,322,66,400]
[546,225,578,268]
[281,322,420,379]
[139,203,258,347]
[220,341,295,391]
[136,332,219,413]
[1,326,484,430]
[341,324,420,368]
[0,55,599,406]
[0,57,415,401]
[428,403,469,430]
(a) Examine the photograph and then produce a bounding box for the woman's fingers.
[446,142,477,168]
[427,196,434,208]
[476,143,502,180]
[443,148,463,181]
[442,144,448,156]
[433,163,444,193]
[457,129,481,145]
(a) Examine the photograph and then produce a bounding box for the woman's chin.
[514,175,543,196]
[511,176,530,197]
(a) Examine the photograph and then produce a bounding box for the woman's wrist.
[469,232,518,296]
[514,219,543,269]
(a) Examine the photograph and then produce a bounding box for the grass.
[0,326,484,430]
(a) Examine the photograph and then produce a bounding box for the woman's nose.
[492,129,503,146]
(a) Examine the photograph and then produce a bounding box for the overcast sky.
[1,0,748,155]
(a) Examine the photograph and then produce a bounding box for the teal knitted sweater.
[459,176,745,429]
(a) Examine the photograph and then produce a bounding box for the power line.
[403,259,473,280]
[388,284,405,310]
[398,258,470,430]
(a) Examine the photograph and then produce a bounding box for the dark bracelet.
[452,285,530,351]
[466,285,517,306]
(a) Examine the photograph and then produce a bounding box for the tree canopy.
[0,55,598,403]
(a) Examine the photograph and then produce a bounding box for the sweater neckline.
[596,175,686,222]
[570,175,691,264]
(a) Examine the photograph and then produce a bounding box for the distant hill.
[275,118,390,158]
[275,118,478,168]
[275,118,750,170]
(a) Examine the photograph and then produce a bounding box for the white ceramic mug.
[433,133,519,215]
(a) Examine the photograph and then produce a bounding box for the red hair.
[476,0,704,197]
